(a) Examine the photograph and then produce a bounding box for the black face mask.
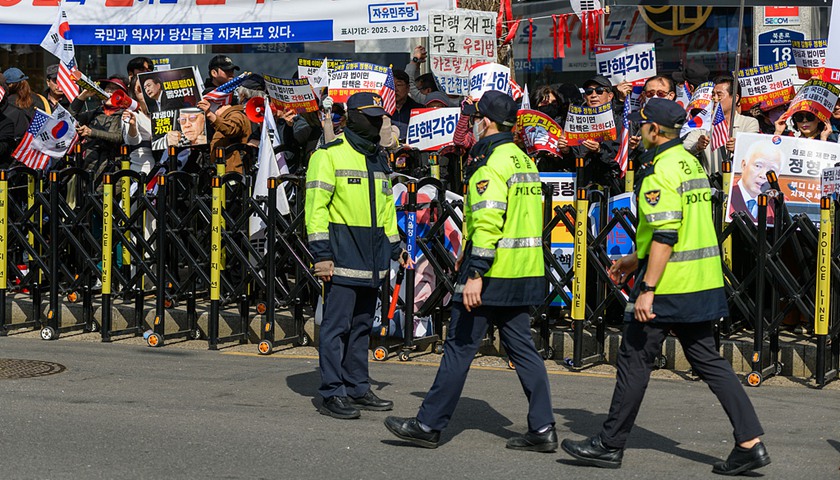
[537,102,561,119]
[347,110,383,144]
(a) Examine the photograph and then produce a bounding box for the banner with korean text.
[780,79,840,123]
[297,58,349,83]
[516,110,564,155]
[564,103,617,146]
[468,62,511,100]
[0,0,453,45]
[327,62,389,103]
[595,43,656,86]
[730,132,840,225]
[264,76,319,113]
[406,108,460,151]
[138,66,203,151]
[736,61,795,112]
[428,9,496,96]
[791,39,827,80]
[686,81,715,112]
[542,172,576,306]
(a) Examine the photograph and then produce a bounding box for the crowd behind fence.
[0,142,838,389]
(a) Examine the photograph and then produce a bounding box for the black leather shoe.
[561,435,624,469]
[348,390,394,411]
[712,442,771,476]
[319,396,360,419]
[384,416,440,449]
[506,426,558,452]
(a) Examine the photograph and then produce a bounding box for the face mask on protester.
[472,117,488,140]
[537,102,561,119]
[347,110,383,144]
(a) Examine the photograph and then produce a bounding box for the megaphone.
[111,89,139,111]
[245,96,279,124]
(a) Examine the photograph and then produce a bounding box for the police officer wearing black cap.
[384,90,556,451]
[561,98,769,476]
[204,55,241,96]
[305,91,409,420]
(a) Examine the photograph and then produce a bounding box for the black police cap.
[347,91,387,117]
[461,90,517,127]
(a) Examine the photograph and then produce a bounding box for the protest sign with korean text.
[468,62,511,100]
[138,66,203,151]
[736,61,795,112]
[564,103,617,146]
[686,81,715,112]
[542,171,576,306]
[297,58,349,85]
[517,109,564,155]
[791,39,826,80]
[406,107,460,151]
[264,75,319,113]
[595,43,656,85]
[820,166,840,197]
[729,132,840,224]
[327,62,390,103]
[781,79,840,123]
[429,9,496,96]
[826,5,840,82]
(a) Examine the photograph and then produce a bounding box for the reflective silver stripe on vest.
[471,200,507,212]
[497,237,542,248]
[308,233,329,242]
[507,172,541,187]
[335,169,367,178]
[669,245,720,262]
[676,178,710,195]
[333,267,389,279]
[306,180,335,193]
[387,234,400,243]
[645,211,682,223]
[373,172,388,180]
[472,247,495,259]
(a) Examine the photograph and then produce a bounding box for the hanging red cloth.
[527,18,534,62]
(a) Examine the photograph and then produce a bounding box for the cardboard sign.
[428,8,496,96]
[791,39,826,80]
[686,81,715,112]
[406,107,460,151]
[327,62,389,103]
[781,79,840,123]
[736,61,796,112]
[595,43,656,85]
[264,75,319,113]
[564,102,617,146]
[468,62,511,100]
[516,109,564,155]
[138,66,203,151]
[729,132,840,225]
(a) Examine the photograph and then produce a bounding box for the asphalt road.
[0,337,838,480]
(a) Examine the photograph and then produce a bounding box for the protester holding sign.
[70,76,128,176]
[774,109,836,142]
[0,81,16,167]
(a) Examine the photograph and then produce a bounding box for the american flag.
[204,72,250,105]
[615,103,630,177]
[711,103,729,151]
[379,68,396,115]
[13,111,52,170]
[509,79,524,101]
[0,84,5,103]
[58,58,79,102]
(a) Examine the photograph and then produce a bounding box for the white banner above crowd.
[0,0,454,45]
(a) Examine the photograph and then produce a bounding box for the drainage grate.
[0,359,67,379]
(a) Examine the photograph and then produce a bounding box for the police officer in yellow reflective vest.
[306,92,408,420]
[561,99,770,476]
[384,90,556,451]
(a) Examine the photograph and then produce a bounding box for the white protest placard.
[571,0,602,18]
[264,75,319,113]
[563,102,617,146]
[428,9,496,96]
[735,61,795,112]
[327,62,390,103]
[686,81,715,111]
[824,3,840,82]
[782,79,840,123]
[298,58,349,82]
[595,43,656,85]
[468,62,510,100]
[821,166,840,197]
[729,132,840,225]
[406,107,460,151]
[791,39,827,80]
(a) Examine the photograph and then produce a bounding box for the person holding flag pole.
[39,3,79,103]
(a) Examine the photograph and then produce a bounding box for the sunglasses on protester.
[791,112,817,123]
[178,114,203,123]
[584,86,609,96]
[643,90,670,98]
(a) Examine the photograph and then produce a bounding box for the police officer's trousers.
[318,283,378,399]
[417,303,554,432]
[600,320,764,449]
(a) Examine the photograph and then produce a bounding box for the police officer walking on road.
[306,92,408,420]
[560,98,770,476]
[383,90,556,451]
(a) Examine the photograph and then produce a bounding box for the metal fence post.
[45,171,61,339]
[572,187,589,368]
[624,159,634,194]
[816,196,832,386]
[0,171,7,332]
[101,175,113,341]
[259,178,278,354]
[148,173,167,347]
[209,176,222,350]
